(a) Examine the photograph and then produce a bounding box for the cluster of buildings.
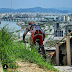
[0,13,72,22]
[44,15,71,22]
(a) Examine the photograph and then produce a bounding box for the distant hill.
[0,7,72,13]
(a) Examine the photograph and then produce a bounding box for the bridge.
[0,17,44,22]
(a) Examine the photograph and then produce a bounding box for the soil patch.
[7,60,56,72]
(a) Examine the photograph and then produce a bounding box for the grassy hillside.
[0,26,57,71]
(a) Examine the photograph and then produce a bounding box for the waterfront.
[0,21,21,32]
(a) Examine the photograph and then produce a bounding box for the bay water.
[0,21,21,32]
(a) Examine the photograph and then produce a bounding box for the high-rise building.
[54,23,59,30]
[67,16,70,22]
[54,23,63,37]
[54,30,63,37]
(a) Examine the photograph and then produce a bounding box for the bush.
[0,26,16,68]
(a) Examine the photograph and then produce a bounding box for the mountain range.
[0,7,72,13]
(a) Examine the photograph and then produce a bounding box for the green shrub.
[0,26,16,68]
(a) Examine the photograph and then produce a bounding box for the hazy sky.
[0,0,72,9]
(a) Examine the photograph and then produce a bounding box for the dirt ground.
[7,60,56,72]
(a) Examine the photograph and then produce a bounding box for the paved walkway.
[54,66,72,72]
[0,59,3,72]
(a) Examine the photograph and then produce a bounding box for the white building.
[67,16,70,22]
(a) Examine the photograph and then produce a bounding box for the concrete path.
[54,66,72,72]
[0,59,3,72]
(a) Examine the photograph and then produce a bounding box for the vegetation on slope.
[0,26,57,71]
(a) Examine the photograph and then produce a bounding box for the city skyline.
[0,0,72,9]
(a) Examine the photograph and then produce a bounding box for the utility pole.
[11,0,12,21]
[11,0,12,12]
